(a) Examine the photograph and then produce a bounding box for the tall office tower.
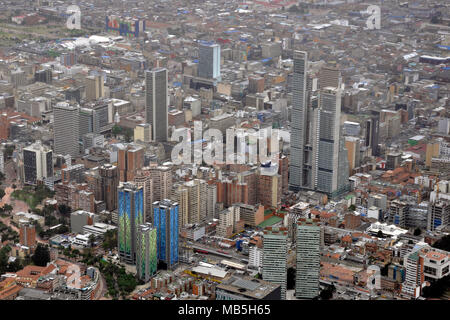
[0,113,9,141]
[427,201,450,231]
[22,141,53,186]
[296,218,321,299]
[79,107,99,139]
[262,227,288,300]
[145,68,168,142]
[134,173,153,223]
[319,66,342,89]
[388,200,409,228]
[117,144,144,182]
[198,43,221,80]
[136,223,157,282]
[289,51,308,192]
[85,75,104,101]
[53,102,80,158]
[19,223,36,248]
[117,183,144,264]
[99,164,119,212]
[316,87,347,197]
[365,113,380,156]
[153,199,179,269]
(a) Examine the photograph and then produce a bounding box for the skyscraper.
[289,53,349,198]
[99,164,119,212]
[198,42,221,80]
[153,199,179,269]
[262,227,288,299]
[136,223,157,282]
[296,218,321,299]
[117,144,144,182]
[289,51,308,192]
[145,68,168,142]
[134,173,153,223]
[172,179,207,227]
[19,223,36,248]
[117,183,144,264]
[22,141,53,187]
[53,102,79,158]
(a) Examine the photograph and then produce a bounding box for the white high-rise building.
[53,102,79,158]
[22,141,53,187]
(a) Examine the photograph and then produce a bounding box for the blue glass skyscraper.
[153,199,179,269]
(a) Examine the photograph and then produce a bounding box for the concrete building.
[145,68,168,142]
[296,218,321,299]
[85,75,104,101]
[262,227,288,299]
[19,223,36,248]
[198,43,221,80]
[22,141,53,187]
[53,102,79,158]
[117,144,144,182]
[134,123,152,143]
[215,276,281,300]
[70,210,99,234]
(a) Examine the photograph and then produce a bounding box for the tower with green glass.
[137,223,157,282]
[118,182,144,264]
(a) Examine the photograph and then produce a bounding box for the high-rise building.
[172,179,207,226]
[289,53,349,198]
[289,51,309,192]
[198,43,221,80]
[117,183,144,264]
[19,223,36,248]
[22,141,53,187]
[365,112,380,156]
[99,164,119,212]
[316,87,349,197]
[134,173,153,223]
[153,199,179,269]
[145,68,168,142]
[296,218,321,299]
[262,227,288,299]
[136,223,157,282]
[145,165,172,202]
[217,206,243,238]
[389,200,409,229]
[117,144,144,182]
[427,201,450,231]
[79,107,99,139]
[345,136,361,175]
[53,102,80,158]
[85,75,105,101]
[257,166,281,208]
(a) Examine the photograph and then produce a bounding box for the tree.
[377,230,384,238]
[32,244,50,267]
[432,235,450,252]
[348,204,356,211]
[88,234,96,248]
[413,228,421,236]
[58,204,72,216]
[319,285,335,300]
[112,125,122,136]
[0,189,5,200]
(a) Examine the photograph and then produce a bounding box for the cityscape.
[0,0,449,303]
